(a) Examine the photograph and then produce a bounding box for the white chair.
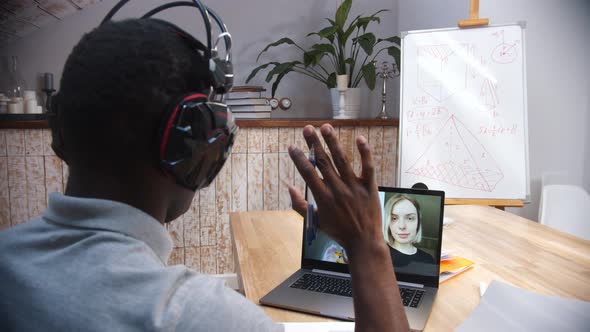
[538,184,590,241]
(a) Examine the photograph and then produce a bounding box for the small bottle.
[8,56,27,99]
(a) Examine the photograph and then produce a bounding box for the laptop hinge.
[312,269,351,278]
[398,281,424,289]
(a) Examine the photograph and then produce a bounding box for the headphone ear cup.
[157,93,209,170]
[47,94,68,162]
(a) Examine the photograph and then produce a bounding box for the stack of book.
[439,250,475,284]
[225,86,271,119]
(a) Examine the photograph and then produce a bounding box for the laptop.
[260,186,445,331]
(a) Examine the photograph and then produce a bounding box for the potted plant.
[246,0,401,118]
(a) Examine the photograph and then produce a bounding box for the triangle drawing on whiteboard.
[406,115,504,192]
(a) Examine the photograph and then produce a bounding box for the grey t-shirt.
[0,193,283,332]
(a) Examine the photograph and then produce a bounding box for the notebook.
[260,187,445,331]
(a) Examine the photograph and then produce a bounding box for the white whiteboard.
[398,23,529,200]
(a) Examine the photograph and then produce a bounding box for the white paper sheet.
[281,322,355,332]
[456,280,590,332]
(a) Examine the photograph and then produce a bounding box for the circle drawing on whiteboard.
[405,115,504,192]
[491,43,518,64]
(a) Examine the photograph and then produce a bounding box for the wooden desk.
[230,206,590,331]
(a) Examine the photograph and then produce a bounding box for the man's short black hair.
[57,18,210,168]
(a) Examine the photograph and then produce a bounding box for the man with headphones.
[0,1,409,331]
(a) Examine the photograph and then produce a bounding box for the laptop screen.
[302,187,444,285]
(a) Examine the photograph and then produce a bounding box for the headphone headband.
[101,0,233,94]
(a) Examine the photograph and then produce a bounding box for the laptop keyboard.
[400,287,425,308]
[289,273,425,308]
[290,273,352,297]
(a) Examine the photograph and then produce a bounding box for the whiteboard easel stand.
[449,0,524,210]
[458,0,489,28]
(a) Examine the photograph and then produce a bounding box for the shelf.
[234,118,399,128]
[0,114,50,129]
[0,115,398,130]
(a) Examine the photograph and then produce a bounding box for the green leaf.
[304,50,327,67]
[387,45,401,69]
[326,72,337,89]
[344,58,355,66]
[361,62,377,90]
[246,62,277,83]
[379,36,401,46]
[271,69,293,98]
[312,43,337,56]
[307,26,338,39]
[357,16,380,31]
[356,9,388,31]
[354,33,376,55]
[256,38,296,62]
[265,62,298,83]
[342,14,361,42]
[335,0,352,29]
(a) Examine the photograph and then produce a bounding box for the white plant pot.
[330,87,361,119]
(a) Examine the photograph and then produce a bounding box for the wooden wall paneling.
[199,184,217,247]
[168,247,185,266]
[216,214,233,273]
[6,129,24,156]
[352,127,369,177]
[247,128,263,153]
[44,156,63,196]
[1,124,399,275]
[368,127,384,185]
[181,193,196,267]
[382,126,398,187]
[293,127,308,153]
[184,192,200,247]
[231,153,247,212]
[215,159,233,273]
[25,156,46,219]
[200,246,217,274]
[278,152,294,210]
[278,128,294,153]
[24,129,43,156]
[247,153,263,211]
[263,128,279,153]
[338,127,355,171]
[0,157,9,229]
[215,159,232,218]
[0,130,7,156]
[42,129,55,156]
[167,213,184,249]
[263,153,279,211]
[7,157,27,225]
[184,246,201,272]
[232,127,247,153]
[61,162,69,192]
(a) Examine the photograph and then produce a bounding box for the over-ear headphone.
[48,0,238,191]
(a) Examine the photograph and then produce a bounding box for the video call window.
[304,191,442,278]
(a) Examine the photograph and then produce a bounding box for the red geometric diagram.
[417,44,468,102]
[406,115,503,192]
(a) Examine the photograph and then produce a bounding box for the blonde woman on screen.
[382,194,435,266]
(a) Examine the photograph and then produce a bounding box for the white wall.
[398,0,590,221]
[0,0,399,119]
